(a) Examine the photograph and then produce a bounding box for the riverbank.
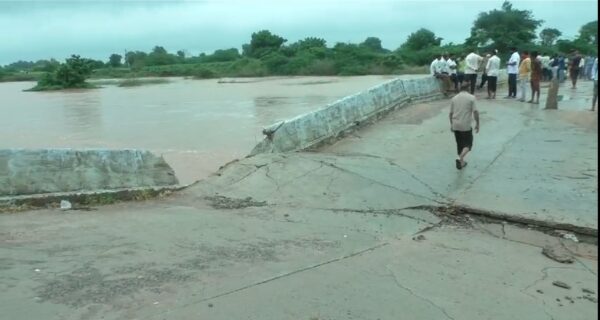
[0,62,429,84]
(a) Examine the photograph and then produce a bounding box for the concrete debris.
[582,296,598,303]
[582,288,595,295]
[412,235,426,241]
[552,281,571,290]
[562,233,579,243]
[60,200,72,210]
[204,196,267,209]
[541,246,575,264]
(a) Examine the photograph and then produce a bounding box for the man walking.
[450,86,479,170]
[485,50,501,99]
[506,47,520,98]
[465,49,482,94]
[518,51,531,102]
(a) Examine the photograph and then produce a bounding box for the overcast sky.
[0,0,597,65]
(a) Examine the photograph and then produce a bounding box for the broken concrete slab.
[0,149,178,197]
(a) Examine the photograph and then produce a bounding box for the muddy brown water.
[0,76,408,184]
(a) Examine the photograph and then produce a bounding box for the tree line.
[1,1,596,90]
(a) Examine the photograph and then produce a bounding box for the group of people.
[432,48,598,107]
[430,50,502,101]
[443,47,598,170]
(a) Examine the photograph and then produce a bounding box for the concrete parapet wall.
[0,149,179,196]
[251,72,508,155]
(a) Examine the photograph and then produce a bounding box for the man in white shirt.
[592,57,598,111]
[540,53,551,81]
[430,56,440,76]
[438,54,452,95]
[506,47,520,98]
[447,53,458,92]
[485,50,501,99]
[464,50,483,94]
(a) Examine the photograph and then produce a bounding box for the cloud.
[0,0,597,64]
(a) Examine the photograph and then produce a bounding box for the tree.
[539,28,561,46]
[578,20,597,45]
[125,51,147,69]
[465,1,542,53]
[400,28,442,51]
[360,37,384,52]
[243,30,287,58]
[108,54,122,67]
[176,50,185,59]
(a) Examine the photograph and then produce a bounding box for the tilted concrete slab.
[0,149,178,197]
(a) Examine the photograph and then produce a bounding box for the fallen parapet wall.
[0,149,179,197]
[251,72,508,155]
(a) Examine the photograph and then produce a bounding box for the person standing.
[457,57,466,89]
[430,55,441,76]
[447,53,458,92]
[529,51,542,104]
[518,51,531,102]
[540,53,551,81]
[478,54,491,89]
[450,86,479,170]
[569,50,582,89]
[438,54,451,96]
[558,55,566,83]
[585,55,595,80]
[465,49,482,94]
[485,50,501,99]
[506,47,520,98]
[592,57,598,111]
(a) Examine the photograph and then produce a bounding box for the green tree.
[578,20,597,45]
[108,54,122,67]
[125,51,147,69]
[56,55,92,86]
[400,28,442,51]
[360,37,384,52]
[176,50,185,59]
[243,30,287,58]
[465,1,542,53]
[539,28,561,46]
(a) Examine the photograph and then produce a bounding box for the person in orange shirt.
[518,51,531,102]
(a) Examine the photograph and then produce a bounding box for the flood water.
[0,75,410,184]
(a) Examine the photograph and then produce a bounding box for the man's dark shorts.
[454,130,473,155]
[487,76,498,92]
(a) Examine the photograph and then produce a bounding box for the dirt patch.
[35,264,192,307]
[176,238,341,271]
[204,195,267,209]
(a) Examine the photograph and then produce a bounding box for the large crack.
[300,156,445,205]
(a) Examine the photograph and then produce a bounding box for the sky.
[0,0,597,65]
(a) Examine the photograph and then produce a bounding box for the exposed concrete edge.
[452,204,598,237]
[0,184,189,212]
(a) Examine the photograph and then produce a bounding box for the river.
[0,75,410,184]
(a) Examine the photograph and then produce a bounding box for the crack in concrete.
[386,266,456,320]
[309,158,444,205]
[519,267,581,299]
[149,243,390,319]
[457,128,524,198]
[325,152,450,202]
[331,208,436,224]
